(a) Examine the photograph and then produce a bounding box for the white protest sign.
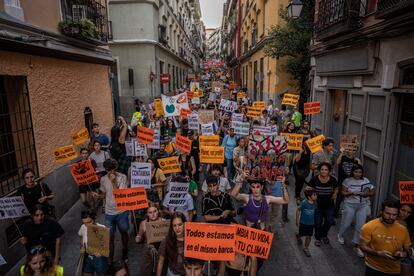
[209,92,217,102]
[201,123,214,136]
[162,92,189,117]
[131,162,151,188]
[165,182,189,207]
[0,196,30,220]
[231,113,244,127]
[214,87,221,93]
[147,129,160,149]
[252,126,277,136]
[134,141,148,157]
[192,97,200,105]
[188,113,200,130]
[233,121,250,136]
[125,140,134,156]
[219,99,237,116]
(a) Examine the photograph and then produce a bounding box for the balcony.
[243,39,249,54]
[60,0,109,44]
[314,0,363,41]
[158,24,168,46]
[251,28,257,47]
[376,0,414,18]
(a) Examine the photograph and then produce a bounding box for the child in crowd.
[296,188,317,257]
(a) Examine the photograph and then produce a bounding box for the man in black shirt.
[202,176,235,224]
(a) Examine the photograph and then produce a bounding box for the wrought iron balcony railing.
[376,0,414,18]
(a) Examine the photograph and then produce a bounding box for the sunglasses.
[29,246,47,255]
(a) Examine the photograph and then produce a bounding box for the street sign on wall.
[160,73,170,83]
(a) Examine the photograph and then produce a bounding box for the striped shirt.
[308,176,338,208]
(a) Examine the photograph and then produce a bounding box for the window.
[168,64,171,92]
[402,65,414,86]
[160,60,164,94]
[0,76,38,197]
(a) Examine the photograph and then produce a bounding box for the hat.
[247,178,266,186]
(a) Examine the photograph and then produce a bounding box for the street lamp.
[287,0,303,18]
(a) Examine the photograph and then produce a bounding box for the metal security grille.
[0,76,38,197]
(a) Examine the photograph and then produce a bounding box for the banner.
[184,222,236,261]
[69,160,99,186]
[146,220,170,244]
[304,101,321,115]
[199,110,215,124]
[137,126,155,144]
[188,113,199,130]
[113,187,149,211]
[233,121,250,136]
[281,133,304,151]
[305,134,325,154]
[130,162,151,188]
[86,224,110,257]
[400,181,414,204]
[164,182,189,207]
[53,145,77,163]
[176,134,192,153]
[282,93,300,106]
[219,99,237,116]
[180,109,192,118]
[340,134,358,152]
[72,128,89,145]
[162,92,190,117]
[247,107,262,118]
[253,101,265,109]
[199,135,220,147]
[235,224,274,259]
[147,129,161,149]
[201,123,214,136]
[157,156,181,174]
[200,146,224,164]
[0,196,30,220]
[126,140,148,157]
[154,99,165,117]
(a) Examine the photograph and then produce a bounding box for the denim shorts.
[83,253,108,274]
[105,211,130,236]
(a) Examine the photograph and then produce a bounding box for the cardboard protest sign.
[137,126,155,144]
[340,134,359,152]
[188,113,199,130]
[130,162,151,188]
[69,160,99,186]
[305,134,325,154]
[304,101,321,115]
[157,156,181,174]
[247,107,263,118]
[185,222,236,261]
[72,128,89,145]
[199,135,220,147]
[282,93,300,106]
[164,182,189,207]
[0,196,30,220]
[146,220,170,244]
[147,129,160,149]
[201,123,214,136]
[253,101,265,109]
[176,134,192,153]
[113,187,149,211]
[162,92,189,117]
[252,126,277,136]
[200,146,224,164]
[199,110,215,124]
[53,145,77,163]
[235,224,274,259]
[400,181,414,204]
[154,99,165,117]
[233,121,250,136]
[86,224,110,257]
[219,99,237,116]
[281,133,304,151]
[180,109,192,118]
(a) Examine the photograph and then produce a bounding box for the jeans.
[338,201,369,244]
[315,206,335,240]
[105,211,130,236]
[225,158,235,180]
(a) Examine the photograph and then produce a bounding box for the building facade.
[108,0,205,117]
[0,0,114,272]
[206,27,222,59]
[311,0,414,214]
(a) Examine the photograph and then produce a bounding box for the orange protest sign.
[113,187,149,211]
[185,222,236,261]
[180,109,192,118]
[137,126,154,144]
[235,224,274,259]
[253,101,265,109]
[304,101,321,115]
[199,135,220,147]
[237,92,246,99]
[281,133,304,151]
[69,160,99,186]
[53,145,77,163]
[282,93,300,106]
[305,134,325,154]
[200,146,224,164]
[176,134,192,153]
[247,107,263,118]
[187,90,194,99]
[154,99,165,117]
[229,83,237,90]
[400,181,414,204]
[72,128,89,145]
[157,156,181,174]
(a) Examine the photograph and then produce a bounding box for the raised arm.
[230,180,249,203]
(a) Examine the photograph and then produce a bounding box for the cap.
[247,178,266,186]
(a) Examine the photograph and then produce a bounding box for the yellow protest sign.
[305,135,325,154]
[281,133,304,151]
[253,101,265,109]
[157,156,181,174]
[200,146,224,164]
[199,135,220,147]
[154,99,164,117]
[72,128,89,145]
[247,107,263,118]
[282,93,300,106]
[237,92,246,99]
[53,145,77,163]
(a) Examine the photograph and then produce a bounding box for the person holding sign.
[162,119,177,140]
[148,159,167,202]
[20,246,64,276]
[110,116,131,175]
[77,148,99,209]
[162,176,194,222]
[311,138,337,175]
[156,212,187,276]
[222,128,238,180]
[293,139,311,205]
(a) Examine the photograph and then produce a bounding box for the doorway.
[329,89,349,148]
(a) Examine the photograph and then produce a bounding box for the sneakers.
[354,246,365,258]
[337,234,345,245]
[322,237,330,244]
[303,248,311,257]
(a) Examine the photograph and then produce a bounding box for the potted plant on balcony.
[59,18,99,41]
